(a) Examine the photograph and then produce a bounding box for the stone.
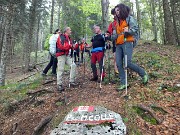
[50,106,126,135]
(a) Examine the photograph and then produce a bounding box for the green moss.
[134,52,174,72]
[56,102,63,106]
[132,106,158,125]
[150,105,167,115]
[149,72,162,79]
[167,86,179,92]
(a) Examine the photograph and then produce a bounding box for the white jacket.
[49,34,59,55]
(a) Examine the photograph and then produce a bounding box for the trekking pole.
[124,38,129,100]
[83,45,86,80]
[107,42,111,84]
[100,54,105,89]
[69,47,74,88]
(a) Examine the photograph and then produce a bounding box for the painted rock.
[50,106,126,135]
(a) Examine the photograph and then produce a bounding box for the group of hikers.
[42,3,149,92]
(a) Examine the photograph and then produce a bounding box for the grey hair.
[64,27,70,33]
[93,25,100,29]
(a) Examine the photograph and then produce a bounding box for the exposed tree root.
[32,115,53,135]
[136,104,163,124]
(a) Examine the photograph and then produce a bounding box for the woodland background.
[0,0,179,135]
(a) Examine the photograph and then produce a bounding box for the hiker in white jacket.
[42,29,61,76]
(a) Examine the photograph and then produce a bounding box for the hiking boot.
[116,84,129,91]
[90,76,98,81]
[142,72,149,85]
[57,85,65,92]
[41,72,46,77]
[69,82,78,87]
[51,73,57,77]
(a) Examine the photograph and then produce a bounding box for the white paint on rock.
[50,106,126,135]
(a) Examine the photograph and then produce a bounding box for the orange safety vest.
[80,43,85,51]
[116,20,134,45]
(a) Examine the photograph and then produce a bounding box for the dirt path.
[0,42,179,135]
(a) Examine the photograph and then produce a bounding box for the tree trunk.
[0,5,5,61]
[0,18,7,86]
[135,0,141,38]
[57,0,61,27]
[101,0,109,32]
[158,0,165,44]
[50,0,55,33]
[170,0,180,45]
[162,0,177,45]
[24,0,37,72]
[150,0,158,42]
[34,16,40,65]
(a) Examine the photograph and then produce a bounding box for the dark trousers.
[81,49,91,62]
[43,54,57,74]
[91,51,105,78]
[74,51,79,62]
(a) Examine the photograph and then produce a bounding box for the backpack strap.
[92,34,106,42]
[126,15,131,27]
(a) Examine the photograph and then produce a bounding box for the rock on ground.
[50,106,126,135]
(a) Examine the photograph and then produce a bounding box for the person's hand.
[124,27,129,32]
[105,32,110,37]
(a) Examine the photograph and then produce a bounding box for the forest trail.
[0,41,180,135]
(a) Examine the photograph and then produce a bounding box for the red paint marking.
[73,107,78,112]
[73,106,94,112]
[88,106,94,112]
[64,119,115,124]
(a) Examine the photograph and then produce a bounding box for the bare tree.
[170,0,180,45]
[162,0,177,45]
[24,0,37,72]
[50,0,55,33]
[0,3,14,86]
[150,0,158,42]
[57,0,61,27]
[0,15,7,86]
[135,0,141,38]
[101,0,109,32]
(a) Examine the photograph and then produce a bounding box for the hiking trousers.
[43,53,57,74]
[91,51,105,78]
[116,42,145,85]
[57,55,76,86]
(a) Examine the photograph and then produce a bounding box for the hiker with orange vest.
[56,27,78,92]
[114,4,148,91]
[107,8,119,75]
[79,38,91,63]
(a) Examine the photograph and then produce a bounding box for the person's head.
[64,27,72,36]
[111,8,115,15]
[73,40,77,44]
[115,3,129,20]
[93,25,101,34]
[111,8,117,19]
[54,29,61,34]
[81,38,85,43]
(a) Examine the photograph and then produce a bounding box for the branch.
[42,79,56,85]
[137,104,163,124]
[32,115,53,135]
[27,89,53,95]
[17,72,37,82]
